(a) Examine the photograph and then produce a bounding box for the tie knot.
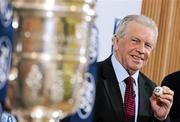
[125,76,134,85]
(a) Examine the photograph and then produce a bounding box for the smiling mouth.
[132,55,144,62]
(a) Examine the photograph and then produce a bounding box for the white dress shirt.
[111,54,139,122]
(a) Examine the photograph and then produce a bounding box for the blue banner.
[113,18,121,34]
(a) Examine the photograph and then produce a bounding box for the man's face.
[113,21,156,74]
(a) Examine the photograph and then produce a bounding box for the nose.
[136,43,145,54]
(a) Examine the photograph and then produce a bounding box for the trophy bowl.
[9,0,96,121]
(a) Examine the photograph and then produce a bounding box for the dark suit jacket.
[93,56,170,122]
[161,71,180,122]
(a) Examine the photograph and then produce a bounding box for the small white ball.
[153,86,163,96]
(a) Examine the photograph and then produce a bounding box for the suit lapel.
[101,56,125,121]
[137,73,153,121]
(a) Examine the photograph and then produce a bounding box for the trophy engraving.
[25,64,43,100]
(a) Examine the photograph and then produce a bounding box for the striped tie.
[124,76,135,122]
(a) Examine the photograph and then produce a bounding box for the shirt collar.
[111,54,139,85]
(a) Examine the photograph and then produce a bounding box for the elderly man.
[93,15,174,122]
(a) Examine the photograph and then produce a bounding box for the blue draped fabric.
[0,1,17,121]
[0,0,13,103]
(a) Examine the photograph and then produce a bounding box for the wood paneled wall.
[141,0,180,84]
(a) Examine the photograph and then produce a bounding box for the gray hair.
[115,15,158,43]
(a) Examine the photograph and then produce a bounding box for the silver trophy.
[9,0,96,121]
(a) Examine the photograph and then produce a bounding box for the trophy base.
[12,106,67,122]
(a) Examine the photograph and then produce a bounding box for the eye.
[131,38,139,43]
[145,43,153,49]
[132,39,136,42]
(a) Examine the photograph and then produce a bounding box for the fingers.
[157,86,174,106]
[161,86,174,101]
[150,86,174,121]
[162,86,174,96]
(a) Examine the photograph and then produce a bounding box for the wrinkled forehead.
[124,22,157,46]
[126,21,157,42]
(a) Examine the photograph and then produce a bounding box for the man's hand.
[150,86,174,121]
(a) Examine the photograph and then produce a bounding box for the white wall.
[95,0,142,61]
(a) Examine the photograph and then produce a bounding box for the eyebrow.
[131,36,154,45]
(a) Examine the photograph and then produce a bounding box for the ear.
[112,35,119,50]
